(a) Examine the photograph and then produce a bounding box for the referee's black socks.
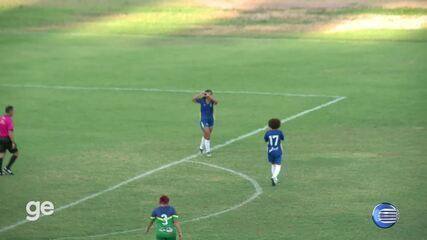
[6,155,17,170]
[0,158,3,171]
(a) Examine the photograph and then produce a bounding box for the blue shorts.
[268,153,282,165]
[200,118,214,129]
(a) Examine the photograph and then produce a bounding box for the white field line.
[0,84,338,98]
[0,94,346,234]
[51,160,263,240]
[184,160,263,223]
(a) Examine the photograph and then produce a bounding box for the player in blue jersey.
[264,118,285,186]
[192,89,218,157]
[146,195,183,240]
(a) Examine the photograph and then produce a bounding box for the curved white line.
[0,96,346,234]
[50,160,263,240]
[184,161,263,223]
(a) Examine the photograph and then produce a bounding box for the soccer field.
[0,1,426,240]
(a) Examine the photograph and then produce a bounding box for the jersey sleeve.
[171,207,179,219]
[280,131,284,140]
[264,132,269,142]
[195,98,203,104]
[150,209,156,220]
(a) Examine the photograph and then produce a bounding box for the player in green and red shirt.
[146,195,183,240]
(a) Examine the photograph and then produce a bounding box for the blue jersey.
[151,206,178,221]
[264,129,285,156]
[196,98,214,120]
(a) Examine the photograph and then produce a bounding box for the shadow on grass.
[0,0,161,31]
[1,0,426,42]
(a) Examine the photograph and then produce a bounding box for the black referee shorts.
[0,137,18,154]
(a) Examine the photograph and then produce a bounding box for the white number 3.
[161,214,168,226]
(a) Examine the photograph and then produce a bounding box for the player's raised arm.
[192,92,205,103]
[207,94,218,105]
[174,221,183,240]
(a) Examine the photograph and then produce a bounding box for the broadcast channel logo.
[372,202,399,229]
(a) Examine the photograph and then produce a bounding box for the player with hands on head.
[192,89,218,157]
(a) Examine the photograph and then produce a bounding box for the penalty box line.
[0,83,340,98]
[0,91,346,234]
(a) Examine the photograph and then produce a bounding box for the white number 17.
[269,135,279,146]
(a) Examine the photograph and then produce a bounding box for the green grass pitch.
[0,1,426,239]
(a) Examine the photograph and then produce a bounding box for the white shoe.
[206,152,212,157]
[271,177,279,186]
[3,167,13,175]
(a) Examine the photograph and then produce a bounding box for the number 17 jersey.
[264,129,285,156]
